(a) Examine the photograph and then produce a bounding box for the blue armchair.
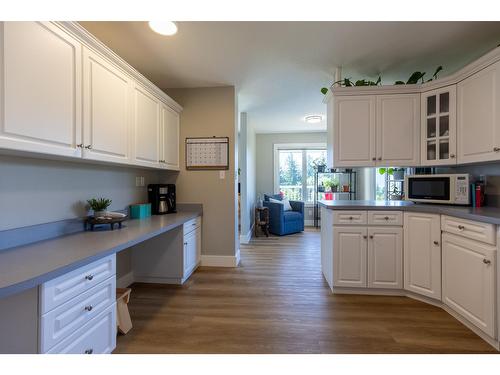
[263,194,304,236]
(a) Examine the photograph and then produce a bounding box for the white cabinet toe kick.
[321,208,499,350]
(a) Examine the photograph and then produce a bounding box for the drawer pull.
[369,235,374,239]
[363,235,367,239]
[84,348,93,354]
[494,147,500,152]
[483,259,491,265]
[457,225,465,230]
[384,216,389,220]
[349,216,353,220]
[85,274,94,281]
[84,305,93,312]
[184,242,188,246]
[433,240,439,245]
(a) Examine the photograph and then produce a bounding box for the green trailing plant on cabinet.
[321,66,443,94]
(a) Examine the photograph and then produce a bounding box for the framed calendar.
[185,137,230,170]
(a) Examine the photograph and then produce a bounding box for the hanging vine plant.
[321,65,443,95]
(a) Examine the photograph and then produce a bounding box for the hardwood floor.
[115,229,497,353]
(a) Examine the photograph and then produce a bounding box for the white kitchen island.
[320,200,500,351]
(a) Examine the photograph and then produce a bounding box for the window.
[374,167,406,201]
[274,144,326,203]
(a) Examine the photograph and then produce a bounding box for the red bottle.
[475,184,483,207]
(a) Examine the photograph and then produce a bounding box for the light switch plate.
[136,176,145,187]
[219,171,225,179]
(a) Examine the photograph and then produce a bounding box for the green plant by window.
[87,197,112,211]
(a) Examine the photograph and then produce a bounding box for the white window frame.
[273,143,327,203]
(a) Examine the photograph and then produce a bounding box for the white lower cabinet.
[47,303,116,354]
[442,232,497,337]
[333,226,368,288]
[367,227,402,289]
[183,217,202,280]
[404,212,442,300]
[39,254,117,353]
[332,215,403,290]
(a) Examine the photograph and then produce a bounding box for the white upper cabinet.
[421,86,457,165]
[83,47,131,164]
[132,84,160,168]
[0,22,82,158]
[160,104,180,170]
[333,96,376,167]
[331,93,419,167]
[457,60,500,164]
[442,233,496,337]
[376,94,420,166]
[404,212,442,300]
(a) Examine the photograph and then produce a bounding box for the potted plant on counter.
[87,197,112,218]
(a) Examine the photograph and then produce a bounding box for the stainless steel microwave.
[404,174,470,205]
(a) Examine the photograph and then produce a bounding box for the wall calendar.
[185,137,230,170]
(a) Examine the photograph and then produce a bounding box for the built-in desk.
[0,208,202,353]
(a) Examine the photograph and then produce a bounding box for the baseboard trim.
[201,254,240,267]
[239,224,254,244]
[116,271,135,288]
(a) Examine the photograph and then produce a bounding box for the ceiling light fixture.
[305,115,322,124]
[148,21,178,36]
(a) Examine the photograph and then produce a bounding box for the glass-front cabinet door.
[421,86,457,165]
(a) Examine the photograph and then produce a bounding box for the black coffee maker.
[148,184,176,214]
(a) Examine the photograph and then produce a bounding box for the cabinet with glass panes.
[421,86,457,165]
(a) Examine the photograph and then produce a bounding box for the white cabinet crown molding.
[56,22,183,114]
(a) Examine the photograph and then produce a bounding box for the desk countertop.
[0,210,201,299]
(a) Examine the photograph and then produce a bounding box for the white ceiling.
[80,21,500,133]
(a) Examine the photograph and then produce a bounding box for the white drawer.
[41,254,116,314]
[46,303,116,354]
[441,215,496,245]
[40,276,116,352]
[183,216,201,235]
[368,211,403,226]
[333,211,367,225]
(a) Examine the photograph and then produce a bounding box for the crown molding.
[54,22,183,113]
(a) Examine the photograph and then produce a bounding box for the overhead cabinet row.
[328,50,500,168]
[0,22,180,170]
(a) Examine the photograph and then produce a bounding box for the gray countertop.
[0,210,201,299]
[319,200,500,225]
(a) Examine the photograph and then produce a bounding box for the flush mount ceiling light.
[305,115,322,124]
[148,21,178,36]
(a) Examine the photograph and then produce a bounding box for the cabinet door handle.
[184,242,188,246]
[369,235,374,239]
[85,274,94,281]
[84,305,93,312]
[450,154,455,158]
[384,216,389,220]
[494,147,500,152]
[84,349,93,354]
[483,259,491,265]
[76,143,83,148]
[372,157,376,161]
[85,145,92,149]
[457,225,465,230]
[363,235,367,239]
[378,157,382,161]
[348,216,353,220]
[433,240,439,245]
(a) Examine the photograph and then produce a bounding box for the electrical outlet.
[136,176,145,187]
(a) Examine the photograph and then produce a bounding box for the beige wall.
[165,87,238,257]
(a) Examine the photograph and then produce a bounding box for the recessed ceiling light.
[148,21,178,36]
[305,115,322,124]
